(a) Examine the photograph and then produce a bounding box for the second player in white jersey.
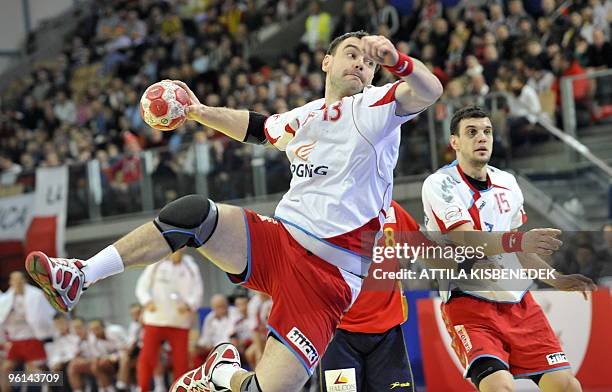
[422,160,531,302]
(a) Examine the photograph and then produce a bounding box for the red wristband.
[383,51,414,77]
[502,232,524,253]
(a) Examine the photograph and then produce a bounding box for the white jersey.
[265,81,418,276]
[422,161,529,303]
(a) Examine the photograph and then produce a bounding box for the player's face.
[451,117,494,165]
[322,37,377,97]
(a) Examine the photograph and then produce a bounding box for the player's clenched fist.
[521,228,563,255]
[361,35,399,67]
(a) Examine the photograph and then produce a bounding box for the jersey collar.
[455,161,491,194]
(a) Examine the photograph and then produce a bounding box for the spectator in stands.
[48,313,79,389]
[229,294,253,364]
[596,223,612,263]
[587,28,612,69]
[0,153,22,186]
[525,59,555,93]
[116,303,142,392]
[109,132,142,212]
[53,90,77,125]
[135,250,203,392]
[195,294,240,364]
[67,317,96,392]
[0,271,55,391]
[571,244,601,281]
[370,0,400,38]
[88,319,127,391]
[508,73,544,146]
[244,292,272,368]
[332,1,367,39]
[302,1,332,50]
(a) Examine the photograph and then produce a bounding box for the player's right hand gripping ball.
[140,81,191,131]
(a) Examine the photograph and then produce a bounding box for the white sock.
[116,381,127,389]
[153,374,164,388]
[106,387,116,392]
[83,245,125,284]
[212,363,243,389]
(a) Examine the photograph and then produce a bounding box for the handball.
[140,81,191,131]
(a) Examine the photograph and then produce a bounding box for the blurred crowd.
[0,251,274,392]
[0,0,611,218]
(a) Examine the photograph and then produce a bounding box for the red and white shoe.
[24,251,86,313]
[170,343,241,392]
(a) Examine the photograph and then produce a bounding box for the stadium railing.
[560,69,612,141]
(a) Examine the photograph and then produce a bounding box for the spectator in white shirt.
[135,250,203,392]
[194,294,240,364]
[229,294,253,361]
[244,293,272,368]
[89,319,127,391]
[117,303,142,392]
[67,318,96,392]
[48,314,80,389]
[0,271,55,391]
[508,74,548,147]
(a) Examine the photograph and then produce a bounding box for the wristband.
[502,232,524,253]
[383,51,414,77]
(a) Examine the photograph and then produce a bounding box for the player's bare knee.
[567,377,582,392]
[154,194,219,252]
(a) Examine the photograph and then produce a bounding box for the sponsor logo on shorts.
[546,352,568,365]
[324,368,356,392]
[390,381,412,389]
[287,327,319,366]
[454,325,473,353]
[444,206,462,222]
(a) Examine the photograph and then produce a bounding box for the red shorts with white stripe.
[228,209,361,375]
[441,292,570,379]
[7,339,47,363]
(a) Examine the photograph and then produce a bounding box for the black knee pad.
[153,194,219,252]
[469,357,509,390]
[240,373,262,392]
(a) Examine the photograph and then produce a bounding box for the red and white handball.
[140,81,191,131]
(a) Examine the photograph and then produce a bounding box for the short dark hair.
[327,31,370,55]
[450,106,490,135]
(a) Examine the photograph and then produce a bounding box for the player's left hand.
[547,274,597,300]
[361,35,399,67]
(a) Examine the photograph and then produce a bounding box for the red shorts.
[228,209,361,375]
[441,292,571,379]
[7,339,47,363]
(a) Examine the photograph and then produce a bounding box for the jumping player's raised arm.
[360,35,443,115]
[169,80,271,145]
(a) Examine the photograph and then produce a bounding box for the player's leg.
[477,366,514,392]
[364,325,414,392]
[319,329,366,391]
[25,195,247,312]
[441,296,513,392]
[505,293,575,391]
[537,369,582,392]
[468,357,514,392]
[233,337,312,391]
